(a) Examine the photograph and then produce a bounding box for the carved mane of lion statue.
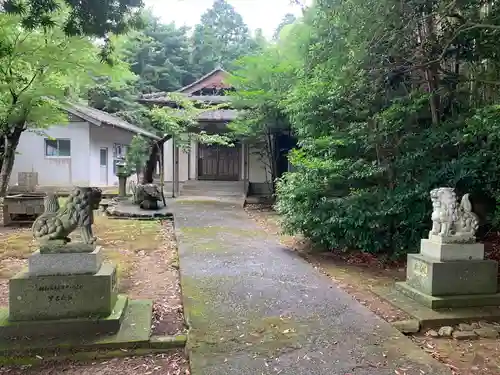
[429,187,458,237]
[32,187,102,244]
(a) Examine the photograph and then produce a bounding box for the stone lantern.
[115,159,131,199]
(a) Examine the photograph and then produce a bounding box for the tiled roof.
[66,103,161,140]
[176,67,229,94]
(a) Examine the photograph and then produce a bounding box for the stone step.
[180,181,245,197]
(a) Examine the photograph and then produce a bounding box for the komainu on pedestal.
[396,187,500,309]
[0,186,152,342]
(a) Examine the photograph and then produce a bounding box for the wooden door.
[198,144,240,180]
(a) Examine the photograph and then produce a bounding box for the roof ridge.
[176,67,228,93]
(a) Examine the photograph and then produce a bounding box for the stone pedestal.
[28,246,103,276]
[396,238,500,309]
[0,247,129,339]
[9,262,118,321]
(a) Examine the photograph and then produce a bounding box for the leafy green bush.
[275,106,500,256]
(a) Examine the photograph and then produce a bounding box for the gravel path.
[173,199,451,375]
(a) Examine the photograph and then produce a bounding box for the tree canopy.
[0,10,131,195]
[190,0,262,75]
[2,0,143,37]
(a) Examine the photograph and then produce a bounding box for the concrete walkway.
[173,199,451,375]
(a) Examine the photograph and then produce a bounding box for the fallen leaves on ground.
[0,351,189,375]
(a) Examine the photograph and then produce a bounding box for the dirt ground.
[0,212,187,374]
[245,203,500,375]
[0,351,189,375]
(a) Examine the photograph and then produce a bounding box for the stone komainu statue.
[32,187,102,244]
[429,187,479,241]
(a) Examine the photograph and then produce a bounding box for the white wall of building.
[189,138,197,180]
[10,121,91,186]
[89,124,139,186]
[248,146,271,183]
[164,138,174,182]
[164,138,191,182]
[10,121,153,188]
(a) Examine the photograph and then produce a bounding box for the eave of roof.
[138,94,234,106]
[198,109,240,122]
[65,103,161,140]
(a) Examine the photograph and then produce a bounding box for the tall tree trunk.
[0,134,5,180]
[0,125,24,197]
[141,134,171,184]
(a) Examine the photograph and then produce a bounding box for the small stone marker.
[458,323,474,331]
[478,321,500,332]
[474,327,499,339]
[426,329,439,338]
[438,326,454,337]
[392,319,420,333]
[452,331,478,340]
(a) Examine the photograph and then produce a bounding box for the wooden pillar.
[175,142,180,196]
[243,141,250,196]
[171,137,176,198]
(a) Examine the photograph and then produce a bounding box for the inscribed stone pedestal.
[9,262,118,321]
[406,253,498,296]
[28,246,103,276]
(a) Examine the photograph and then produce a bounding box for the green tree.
[229,18,310,192]
[120,10,196,92]
[126,135,151,181]
[190,0,257,75]
[273,13,296,40]
[3,0,143,37]
[0,11,131,196]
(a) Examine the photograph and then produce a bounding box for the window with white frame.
[113,143,128,159]
[44,139,71,157]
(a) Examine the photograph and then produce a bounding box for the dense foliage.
[2,0,143,37]
[232,0,500,256]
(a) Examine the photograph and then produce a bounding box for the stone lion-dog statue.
[32,187,102,245]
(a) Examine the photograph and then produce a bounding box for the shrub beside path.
[172,199,451,375]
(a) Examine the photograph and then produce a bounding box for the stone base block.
[9,262,118,321]
[39,241,96,254]
[0,295,128,339]
[420,239,484,261]
[395,282,500,309]
[406,254,498,296]
[28,247,103,276]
